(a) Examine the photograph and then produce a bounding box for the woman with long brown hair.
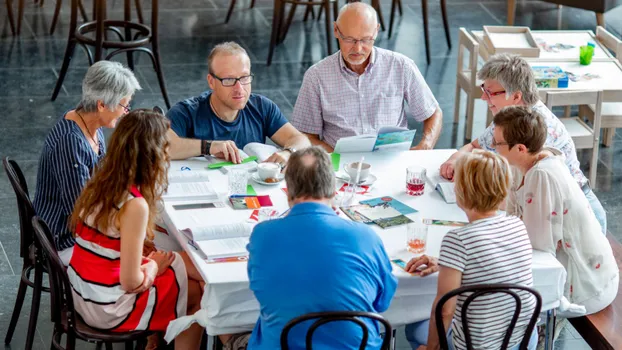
[67,109,204,349]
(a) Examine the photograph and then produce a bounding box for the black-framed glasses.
[335,25,376,46]
[210,73,254,87]
[480,83,506,100]
[119,103,131,113]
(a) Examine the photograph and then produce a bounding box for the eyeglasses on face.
[491,138,510,148]
[210,73,254,87]
[480,83,506,100]
[119,103,131,113]
[335,25,376,46]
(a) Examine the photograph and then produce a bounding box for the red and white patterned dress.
[68,186,188,332]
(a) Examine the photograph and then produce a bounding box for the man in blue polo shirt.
[166,42,310,165]
[224,147,397,350]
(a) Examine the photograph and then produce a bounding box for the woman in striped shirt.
[68,110,205,349]
[404,151,537,350]
[33,61,140,265]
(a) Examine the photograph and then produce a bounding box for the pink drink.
[406,179,425,196]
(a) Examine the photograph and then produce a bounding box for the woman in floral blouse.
[493,105,618,314]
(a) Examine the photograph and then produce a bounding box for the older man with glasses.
[291,2,443,152]
[166,41,310,165]
[439,53,607,235]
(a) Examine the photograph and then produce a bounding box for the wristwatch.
[283,147,296,154]
[201,140,213,156]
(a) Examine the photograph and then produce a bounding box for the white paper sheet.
[163,182,218,201]
[197,237,249,259]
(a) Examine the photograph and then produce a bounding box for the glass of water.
[228,169,248,195]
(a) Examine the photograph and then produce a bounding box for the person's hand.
[142,240,157,256]
[406,255,439,276]
[148,251,175,276]
[264,151,290,169]
[410,142,433,151]
[129,259,157,293]
[440,158,456,181]
[210,141,241,164]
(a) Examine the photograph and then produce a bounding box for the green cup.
[580,45,595,65]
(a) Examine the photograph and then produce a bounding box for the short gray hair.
[79,61,141,113]
[208,42,250,75]
[336,2,378,27]
[285,147,335,201]
[477,54,539,106]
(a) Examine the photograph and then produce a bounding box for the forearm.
[120,269,146,292]
[426,304,453,350]
[414,108,443,150]
[305,133,334,153]
[167,130,202,160]
[283,133,311,150]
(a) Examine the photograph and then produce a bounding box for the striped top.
[439,215,536,350]
[33,115,105,251]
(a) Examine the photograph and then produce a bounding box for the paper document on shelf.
[183,222,253,241]
[163,182,218,201]
[427,170,456,204]
[243,142,278,162]
[334,135,377,153]
[169,171,210,183]
[197,237,249,259]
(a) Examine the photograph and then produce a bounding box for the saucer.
[336,173,377,186]
[251,173,284,186]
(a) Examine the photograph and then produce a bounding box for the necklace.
[210,95,239,121]
[76,109,99,152]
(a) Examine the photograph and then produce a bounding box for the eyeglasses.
[210,73,254,87]
[480,83,506,100]
[119,103,131,113]
[491,138,510,148]
[335,25,376,46]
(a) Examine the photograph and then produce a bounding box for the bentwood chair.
[280,311,393,349]
[434,284,542,350]
[31,216,151,350]
[3,157,49,350]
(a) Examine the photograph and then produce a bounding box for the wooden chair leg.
[135,0,144,23]
[25,265,43,350]
[303,3,315,21]
[267,0,283,65]
[52,0,80,101]
[397,0,402,16]
[17,0,25,35]
[603,128,614,146]
[4,268,29,344]
[225,0,237,23]
[596,12,605,27]
[50,0,63,35]
[453,84,461,124]
[440,0,451,49]
[250,0,256,8]
[324,0,332,54]
[507,0,516,25]
[279,2,298,44]
[6,0,17,36]
[388,0,396,38]
[421,0,430,64]
[373,0,385,31]
[124,0,135,70]
[465,95,475,141]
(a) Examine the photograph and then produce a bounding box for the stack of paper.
[163,181,218,202]
[182,222,252,260]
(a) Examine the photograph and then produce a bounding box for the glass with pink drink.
[406,166,426,196]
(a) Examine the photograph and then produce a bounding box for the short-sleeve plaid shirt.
[291,47,439,147]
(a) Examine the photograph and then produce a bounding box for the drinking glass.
[406,222,428,254]
[228,169,248,195]
[406,166,426,196]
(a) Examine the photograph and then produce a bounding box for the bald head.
[336,2,378,28]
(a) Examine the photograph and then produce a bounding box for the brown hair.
[284,146,335,202]
[454,151,512,212]
[71,109,171,240]
[493,105,547,153]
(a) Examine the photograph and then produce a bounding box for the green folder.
[331,153,341,172]
[207,156,257,169]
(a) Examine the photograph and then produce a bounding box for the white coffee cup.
[257,162,281,180]
[344,162,371,182]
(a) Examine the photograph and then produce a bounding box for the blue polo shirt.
[247,202,397,350]
[166,91,288,149]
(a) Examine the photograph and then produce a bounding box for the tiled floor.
[2,0,622,348]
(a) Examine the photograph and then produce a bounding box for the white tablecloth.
[162,150,566,336]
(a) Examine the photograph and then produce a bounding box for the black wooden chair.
[2,157,49,350]
[51,0,171,109]
[435,284,542,350]
[31,216,151,350]
[280,311,393,349]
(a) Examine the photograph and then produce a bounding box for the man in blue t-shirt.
[221,147,398,350]
[166,42,310,165]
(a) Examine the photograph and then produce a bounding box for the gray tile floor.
[3,0,622,348]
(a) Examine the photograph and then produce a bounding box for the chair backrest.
[31,216,75,328]
[435,283,542,350]
[545,90,603,128]
[457,28,480,93]
[596,26,622,60]
[280,311,393,350]
[153,105,166,115]
[3,157,36,259]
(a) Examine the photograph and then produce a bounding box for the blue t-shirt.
[166,91,288,149]
[247,202,397,350]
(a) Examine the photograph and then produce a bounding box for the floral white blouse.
[507,148,618,307]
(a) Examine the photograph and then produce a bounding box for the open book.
[427,171,456,204]
[182,222,252,260]
[334,127,416,153]
[163,174,219,202]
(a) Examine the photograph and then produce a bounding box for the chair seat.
[560,117,593,137]
[61,308,151,343]
[587,102,622,116]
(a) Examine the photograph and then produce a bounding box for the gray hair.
[336,2,378,27]
[285,147,335,201]
[208,42,250,75]
[79,61,141,113]
[477,54,539,106]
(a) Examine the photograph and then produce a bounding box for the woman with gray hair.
[439,53,607,235]
[33,60,141,265]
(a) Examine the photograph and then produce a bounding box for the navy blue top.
[166,91,288,149]
[33,116,105,251]
[247,202,398,350]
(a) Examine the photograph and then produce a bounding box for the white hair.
[477,54,539,106]
[79,61,141,113]
[336,2,378,27]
